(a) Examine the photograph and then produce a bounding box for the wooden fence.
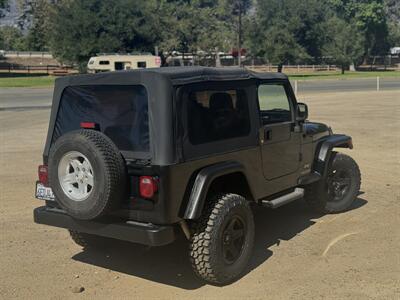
[247,64,339,73]
[0,65,77,75]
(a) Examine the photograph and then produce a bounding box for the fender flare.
[183,161,252,220]
[313,134,353,177]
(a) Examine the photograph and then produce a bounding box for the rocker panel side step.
[262,188,304,209]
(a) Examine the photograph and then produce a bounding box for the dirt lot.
[0,90,399,299]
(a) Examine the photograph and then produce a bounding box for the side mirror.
[296,102,308,122]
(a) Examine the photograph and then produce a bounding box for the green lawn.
[0,75,56,88]
[289,71,400,80]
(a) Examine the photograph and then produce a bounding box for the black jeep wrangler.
[34,67,361,285]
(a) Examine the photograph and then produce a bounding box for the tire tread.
[189,193,254,285]
[48,129,126,220]
[305,152,361,213]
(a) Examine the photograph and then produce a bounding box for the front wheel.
[189,193,255,285]
[305,152,361,213]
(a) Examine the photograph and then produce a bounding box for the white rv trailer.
[87,53,161,73]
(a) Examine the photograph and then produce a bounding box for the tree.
[16,0,34,30]
[193,4,232,63]
[25,0,51,51]
[0,26,27,50]
[388,22,400,47]
[323,17,365,74]
[248,0,328,71]
[328,0,390,58]
[158,0,231,64]
[385,0,400,47]
[48,0,161,71]
[159,1,210,56]
[220,0,252,65]
[249,24,309,72]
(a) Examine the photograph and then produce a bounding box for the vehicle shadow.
[72,197,367,290]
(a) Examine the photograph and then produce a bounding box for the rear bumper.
[33,206,175,246]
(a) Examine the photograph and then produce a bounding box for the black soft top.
[45,67,288,165]
[55,66,287,87]
[147,66,287,85]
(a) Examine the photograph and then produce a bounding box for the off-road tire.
[48,129,126,220]
[305,152,361,213]
[69,230,111,249]
[189,193,255,285]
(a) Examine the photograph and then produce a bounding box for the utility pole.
[237,2,242,67]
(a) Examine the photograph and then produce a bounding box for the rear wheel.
[305,152,361,213]
[189,193,255,285]
[48,130,126,220]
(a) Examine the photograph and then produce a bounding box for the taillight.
[139,176,158,198]
[155,56,161,67]
[38,165,49,186]
[80,122,98,129]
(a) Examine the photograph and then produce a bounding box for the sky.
[0,0,24,28]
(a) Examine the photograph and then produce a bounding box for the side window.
[187,89,251,145]
[99,60,109,65]
[137,61,147,68]
[114,62,124,70]
[258,84,292,124]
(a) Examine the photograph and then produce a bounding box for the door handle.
[264,129,272,140]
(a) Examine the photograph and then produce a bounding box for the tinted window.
[137,61,147,68]
[55,85,149,152]
[99,60,109,65]
[187,89,250,145]
[258,84,292,124]
[114,62,124,70]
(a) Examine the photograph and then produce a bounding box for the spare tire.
[48,129,126,220]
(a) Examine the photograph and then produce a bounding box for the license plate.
[35,182,55,201]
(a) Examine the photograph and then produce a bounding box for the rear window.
[54,85,149,152]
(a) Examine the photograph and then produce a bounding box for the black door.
[257,83,301,180]
[114,62,124,71]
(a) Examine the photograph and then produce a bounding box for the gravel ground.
[0,90,399,299]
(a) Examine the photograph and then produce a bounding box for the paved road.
[0,87,53,110]
[0,78,399,110]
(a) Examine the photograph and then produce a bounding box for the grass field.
[0,74,56,87]
[0,70,399,87]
